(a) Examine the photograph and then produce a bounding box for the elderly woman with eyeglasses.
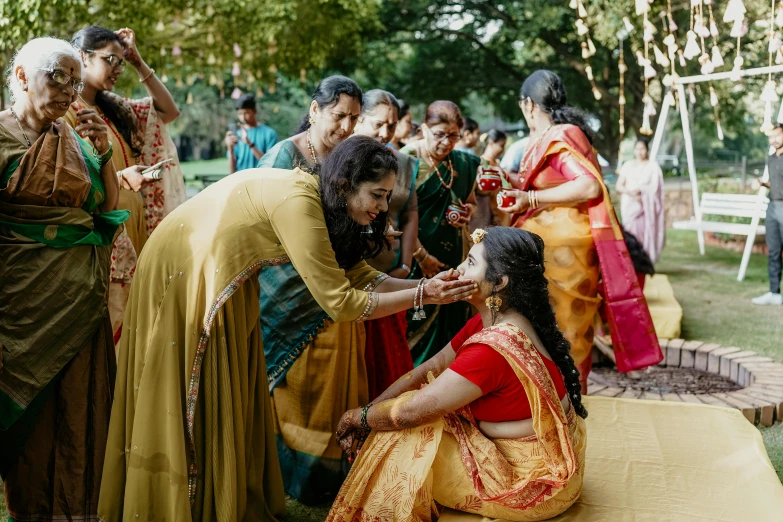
[0,37,127,521]
[399,100,480,366]
[65,26,187,342]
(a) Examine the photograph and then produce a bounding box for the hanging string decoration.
[572,0,602,101]
[723,0,747,81]
[710,83,725,140]
[619,37,627,136]
[761,0,780,132]
[638,0,655,135]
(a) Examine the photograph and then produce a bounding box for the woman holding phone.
[66,25,187,341]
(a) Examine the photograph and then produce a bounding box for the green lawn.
[180,158,229,181]
[1,230,781,520]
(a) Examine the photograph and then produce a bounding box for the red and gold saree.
[512,125,661,384]
[327,324,586,521]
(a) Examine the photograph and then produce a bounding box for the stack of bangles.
[359,403,372,438]
[528,189,539,210]
[412,277,427,320]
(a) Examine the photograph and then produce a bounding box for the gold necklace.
[422,143,455,190]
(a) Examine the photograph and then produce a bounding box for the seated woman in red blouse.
[329,227,588,521]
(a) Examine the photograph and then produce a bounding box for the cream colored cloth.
[440,396,783,522]
[642,274,682,339]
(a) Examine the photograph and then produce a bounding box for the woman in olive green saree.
[0,38,126,521]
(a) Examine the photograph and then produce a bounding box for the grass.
[179,158,229,181]
[2,230,781,520]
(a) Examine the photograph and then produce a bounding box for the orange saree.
[327,324,586,521]
[513,125,661,383]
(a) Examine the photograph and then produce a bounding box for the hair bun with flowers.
[471,228,487,244]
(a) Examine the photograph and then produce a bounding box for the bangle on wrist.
[95,142,113,167]
[399,263,411,274]
[412,278,427,320]
[139,68,155,83]
[360,404,372,435]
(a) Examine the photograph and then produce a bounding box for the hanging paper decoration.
[687,86,697,105]
[575,19,589,36]
[623,16,635,33]
[711,45,725,67]
[156,20,165,31]
[586,37,596,56]
[231,88,242,100]
[635,0,650,15]
[777,1,783,27]
[268,83,277,95]
[209,74,218,86]
[172,45,182,57]
[207,32,215,45]
[160,46,167,57]
[256,86,264,98]
[186,75,196,86]
[585,64,594,81]
[232,61,241,77]
[578,0,587,18]
[206,4,215,16]
[643,18,656,42]
[618,37,626,137]
[186,92,194,105]
[247,73,256,85]
[699,53,714,74]
[207,53,216,65]
[592,87,602,100]
[684,31,701,59]
[729,18,745,38]
[233,43,242,57]
[300,69,307,83]
[569,0,578,8]
[723,0,746,23]
[581,42,590,59]
[654,45,671,67]
[762,80,779,103]
[777,48,783,64]
[161,73,169,83]
[175,76,184,88]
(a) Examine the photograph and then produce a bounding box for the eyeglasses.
[36,68,86,93]
[86,50,126,71]
[431,131,461,143]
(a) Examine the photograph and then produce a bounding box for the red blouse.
[448,314,567,422]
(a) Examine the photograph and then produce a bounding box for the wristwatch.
[400,263,411,274]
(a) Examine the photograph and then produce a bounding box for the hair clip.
[471,228,486,244]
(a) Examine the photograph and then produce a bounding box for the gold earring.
[485,295,502,312]
[308,115,316,125]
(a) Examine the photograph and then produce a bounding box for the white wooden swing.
[648,64,780,281]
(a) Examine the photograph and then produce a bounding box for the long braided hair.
[482,227,587,418]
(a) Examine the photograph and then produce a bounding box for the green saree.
[400,145,479,365]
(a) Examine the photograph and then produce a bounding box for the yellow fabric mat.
[643,274,682,339]
[440,396,783,522]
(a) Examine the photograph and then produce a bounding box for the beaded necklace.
[306,129,319,167]
[423,146,456,190]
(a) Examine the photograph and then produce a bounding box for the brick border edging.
[587,338,783,427]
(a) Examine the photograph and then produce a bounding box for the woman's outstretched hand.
[422,269,476,305]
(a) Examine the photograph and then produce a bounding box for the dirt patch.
[591,366,742,394]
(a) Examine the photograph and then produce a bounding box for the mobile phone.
[141,158,173,175]
[228,123,238,134]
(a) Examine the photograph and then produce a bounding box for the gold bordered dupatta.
[442,324,578,508]
[328,323,584,520]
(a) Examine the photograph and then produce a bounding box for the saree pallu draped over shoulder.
[328,324,586,521]
[513,125,662,374]
[0,121,127,521]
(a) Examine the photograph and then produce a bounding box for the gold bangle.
[413,246,423,258]
[139,68,155,83]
